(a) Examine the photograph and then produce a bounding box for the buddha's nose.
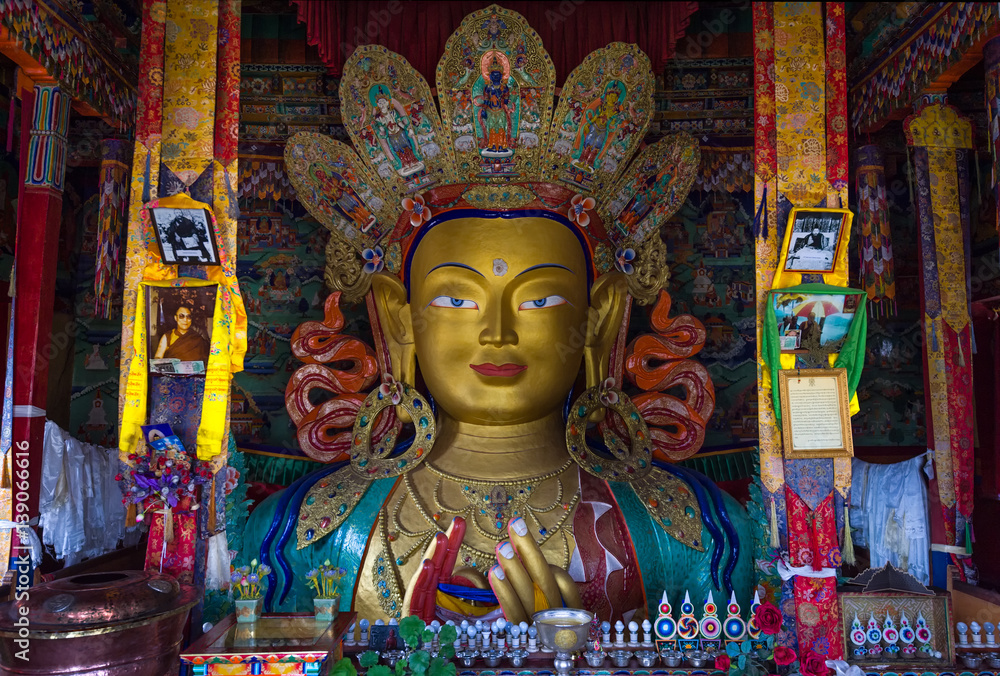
[479,305,518,347]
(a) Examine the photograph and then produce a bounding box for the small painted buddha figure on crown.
[243,4,752,624]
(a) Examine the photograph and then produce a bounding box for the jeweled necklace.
[388,460,579,570]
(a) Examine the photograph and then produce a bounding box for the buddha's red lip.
[470,363,527,377]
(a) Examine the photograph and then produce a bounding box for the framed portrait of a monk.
[147,284,217,375]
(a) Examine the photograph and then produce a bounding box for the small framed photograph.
[150,205,220,265]
[369,624,402,652]
[772,291,858,353]
[778,368,854,459]
[146,284,217,376]
[780,207,852,274]
[780,330,800,351]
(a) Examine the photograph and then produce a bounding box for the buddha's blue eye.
[429,295,478,309]
[518,295,568,311]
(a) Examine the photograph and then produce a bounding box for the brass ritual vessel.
[0,570,199,675]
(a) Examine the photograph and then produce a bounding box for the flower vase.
[313,596,340,622]
[235,598,262,623]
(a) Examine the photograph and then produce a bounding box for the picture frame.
[146,284,218,376]
[779,330,800,351]
[368,624,402,652]
[772,291,858,354]
[777,368,853,458]
[149,193,221,265]
[777,207,852,275]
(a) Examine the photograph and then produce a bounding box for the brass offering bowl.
[533,609,594,676]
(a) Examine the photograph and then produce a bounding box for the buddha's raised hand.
[401,516,583,624]
[487,517,583,624]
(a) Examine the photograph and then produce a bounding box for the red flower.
[800,651,830,676]
[754,601,783,635]
[774,646,797,666]
[714,654,731,671]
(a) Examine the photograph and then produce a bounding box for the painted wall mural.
[849,138,925,449]
[648,189,758,450]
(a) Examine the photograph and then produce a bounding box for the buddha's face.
[407,217,591,425]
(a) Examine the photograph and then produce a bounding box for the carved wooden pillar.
[9,83,70,578]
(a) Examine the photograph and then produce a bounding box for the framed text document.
[777,368,854,459]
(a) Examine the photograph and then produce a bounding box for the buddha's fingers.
[550,565,584,609]
[451,566,489,589]
[401,531,449,621]
[403,560,436,621]
[439,517,466,585]
[495,541,535,615]
[423,532,450,620]
[489,565,528,625]
[508,517,561,609]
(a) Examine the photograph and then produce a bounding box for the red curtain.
[290,1,698,82]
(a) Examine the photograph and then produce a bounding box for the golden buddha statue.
[242,5,751,624]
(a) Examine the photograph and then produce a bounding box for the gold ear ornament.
[350,374,436,478]
[564,377,652,481]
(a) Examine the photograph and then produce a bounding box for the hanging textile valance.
[290,1,697,82]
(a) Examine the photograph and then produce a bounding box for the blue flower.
[362,246,385,274]
[615,248,636,275]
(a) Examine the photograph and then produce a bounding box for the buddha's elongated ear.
[584,271,629,390]
[370,272,416,385]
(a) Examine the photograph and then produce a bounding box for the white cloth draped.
[850,454,931,584]
[38,420,128,565]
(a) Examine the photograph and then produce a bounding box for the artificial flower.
[615,247,636,275]
[362,246,385,274]
[774,645,797,666]
[754,600,783,635]
[800,650,830,676]
[402,194,432,227]
[566,193,596,227]
[714,654,730,671]
[599,377,619,406]
[379,373,403,405]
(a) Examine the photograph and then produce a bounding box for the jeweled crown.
[284,4,699,300]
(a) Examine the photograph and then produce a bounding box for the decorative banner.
[825,3,848,192]
[753,2,784,497]
[986,37,1000,238]
[160,0,219,184]
[144,503,197,584]
[905,102,974,546]
[855,145,895,318]
[785,488,841,570]
[95,140,132,319]
[695,146,753,194]
[773,2,827,208]
[852,3,1000,131]
[753,3,776,185]
[0,0,136,124]
[794,576,843,660]
[120,195,247,463]
[120,0,167,470]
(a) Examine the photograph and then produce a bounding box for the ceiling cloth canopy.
[290,0,698,82]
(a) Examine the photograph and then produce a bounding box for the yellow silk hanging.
[119,194,247,461]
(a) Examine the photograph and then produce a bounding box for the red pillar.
[11,83,70,533]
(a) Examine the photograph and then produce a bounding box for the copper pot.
[0,570,199,675]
